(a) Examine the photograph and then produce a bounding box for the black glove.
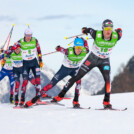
[115,28,122,33]
[0,48,4,53]
[82,27,88,35]
[56,45,60,51]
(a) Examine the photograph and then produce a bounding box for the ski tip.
[122,108,127,111]
[13,24,15,26]
[95,107,127,111]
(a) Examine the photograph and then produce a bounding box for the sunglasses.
[75,46,83,49]
[103,27,113,31]
[25,34,32,37]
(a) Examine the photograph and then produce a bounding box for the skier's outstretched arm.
[82,27,97,40]
[55,46,68,55]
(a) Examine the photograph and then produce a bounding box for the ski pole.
[6,24,15,50]
[85,37,92,40]
[42,51,57,56]
[0,24,15,50]
[68,40,74,46]
[64,34,84,40]
[27,23,30,28]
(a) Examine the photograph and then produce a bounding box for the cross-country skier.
[25,37,89,108]
[0,47,14,103]
[13,28,43,106]
[10,44,40,106]
[49,19,122,109]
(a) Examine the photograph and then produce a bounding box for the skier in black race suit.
[50,19,122,108]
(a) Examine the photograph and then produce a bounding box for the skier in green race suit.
[0,50,14,103]
[10,45,40,106]
[13,28,43,106]
[25,37,89,108]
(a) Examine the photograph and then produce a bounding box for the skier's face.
[25,35,32,42]
[103,27,113,39]
[75,47,82,55]
[15,47,20,54]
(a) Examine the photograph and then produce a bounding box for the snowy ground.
[0,92,134,134]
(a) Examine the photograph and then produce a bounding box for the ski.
[13,106,25,109]
[41,96,52,99]
[36,101,65,106]
[95,107,127,111]
[63,97,71,100]
[13,105,32,109]
[67,107,91,109]
[41,96,71,100]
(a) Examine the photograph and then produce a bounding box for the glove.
[82,27,88,35]
[0,48,4,53]
[1,59,5,67]
[115,28,122,33]
[55,45,60,51]
[39,61,43,68]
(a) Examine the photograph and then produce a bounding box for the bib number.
[101,48,108,52]
[73,61,78,64]
[28,50,31,54]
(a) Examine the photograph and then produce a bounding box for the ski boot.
[103,101,112,109]
[42,93,51,98]
[19,95,25,106]
[10,94,14,104]
[24,95,40,108]
[73,101,80,108]
[51,96,63,102]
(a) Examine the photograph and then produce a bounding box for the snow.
[0,92,134,134]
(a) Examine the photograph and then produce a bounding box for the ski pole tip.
[64,36,67,40]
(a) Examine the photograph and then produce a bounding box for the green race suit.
[10,51,23,68]
[20,37,37,60]
[92,31,118,58]
[62,47,87,68]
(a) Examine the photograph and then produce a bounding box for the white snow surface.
[0,92,133,134]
